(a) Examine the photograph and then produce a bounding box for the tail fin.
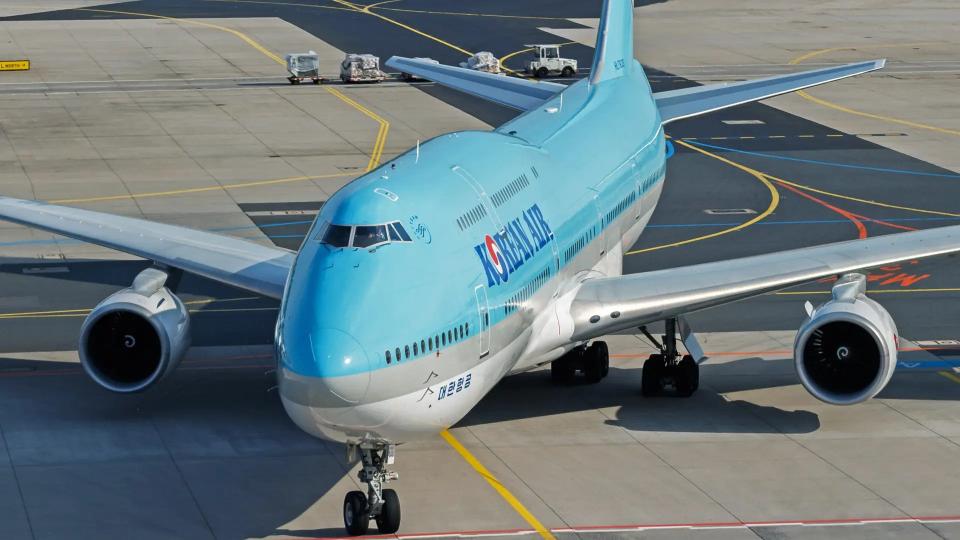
[589,0,634,85]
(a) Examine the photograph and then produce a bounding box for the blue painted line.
[665,139,675,160]
[685,140,960,179]
[899,358,960,369]
[210,219,314,232]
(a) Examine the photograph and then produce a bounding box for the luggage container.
[285,51,322,84]
[459,51,501,74]
[340,53,386,83]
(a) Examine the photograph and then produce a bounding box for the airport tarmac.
[0,1,959,539]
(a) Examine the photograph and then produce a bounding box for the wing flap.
[0,197,293,299]
[570,225,960,341]
[655,59,885,124]
[386,56,564,111]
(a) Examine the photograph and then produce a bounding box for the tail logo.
[484,234,508,282]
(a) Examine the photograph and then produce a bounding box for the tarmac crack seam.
[0,422,37,539]
[440,429,556,540]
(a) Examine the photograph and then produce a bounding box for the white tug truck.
[524,44,577,78]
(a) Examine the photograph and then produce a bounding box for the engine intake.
[794,273,898,405]
[79,268,191,393]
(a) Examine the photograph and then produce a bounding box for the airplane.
[0,0,957,535]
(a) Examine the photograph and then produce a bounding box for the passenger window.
[318,223,352,247]
[421,339,426,353]
[459,324,464,338]
[465,323,469,335]
[441,333,446,346]
[413,342,418,355]
[428,337,433,351]
[353,225,389,248]
[385,350,391,364]
[448,330,453,342]
[404,345,410,359]
[395,347,401,362]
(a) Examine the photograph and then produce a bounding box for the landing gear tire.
[676,354,699,397]
[551,351,577,384]
[344,443,399,536]
[376,488,401,533]
[536,67,549,78]
[583,341,609,384]
[641,354,664,396]
[561,66,575,77]
[343,491,369,536]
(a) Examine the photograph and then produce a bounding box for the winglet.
[589,0,634,84]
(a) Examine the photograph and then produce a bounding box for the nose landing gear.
[640,318,700,397]
[343,442,400,535]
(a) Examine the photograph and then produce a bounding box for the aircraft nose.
[309,328,371,404]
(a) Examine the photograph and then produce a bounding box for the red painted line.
[303,514,960,539]
[611,345,959,359]
[775,180,868,239]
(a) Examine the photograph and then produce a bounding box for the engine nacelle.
[79,268,191,393]
[794,273,898,405]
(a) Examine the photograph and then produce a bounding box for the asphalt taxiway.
[0,1,959,539]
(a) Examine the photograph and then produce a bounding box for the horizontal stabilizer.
[654,59,885,124]
[386,56,564,111]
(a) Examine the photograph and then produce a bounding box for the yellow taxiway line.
[72,6,390,200]
[0,296,261,320]
[48,172,352,205]
[625,139,781,255]
[789,42,960,138]
[440,429,556,540]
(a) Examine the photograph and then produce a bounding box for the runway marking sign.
[0,60,29,71]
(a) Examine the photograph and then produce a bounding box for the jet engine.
[79,268,191,393]
[793,273,898,405]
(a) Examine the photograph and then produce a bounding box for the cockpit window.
[317,220,412,249]
[319,224,352,247]
[390,222,412,242]
[353,225,388,248]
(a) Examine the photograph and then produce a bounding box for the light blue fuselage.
[276,61,666,443]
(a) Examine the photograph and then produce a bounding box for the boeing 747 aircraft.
[0,0,956,535]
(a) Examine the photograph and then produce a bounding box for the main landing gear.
[343,443,400,535]
[551,340,610,384]
[640,318,699,397]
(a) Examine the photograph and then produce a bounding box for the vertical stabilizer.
[589,0,634,85]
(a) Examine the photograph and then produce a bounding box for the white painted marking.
[244,210,319,217]
[704,208,757,215]
[22,266,69,274]
[722,119,765,125]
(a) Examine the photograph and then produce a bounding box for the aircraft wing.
[0,197,293,299]
[654,59,885,124]
[568,225,960,342]
[386,56,565,111]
